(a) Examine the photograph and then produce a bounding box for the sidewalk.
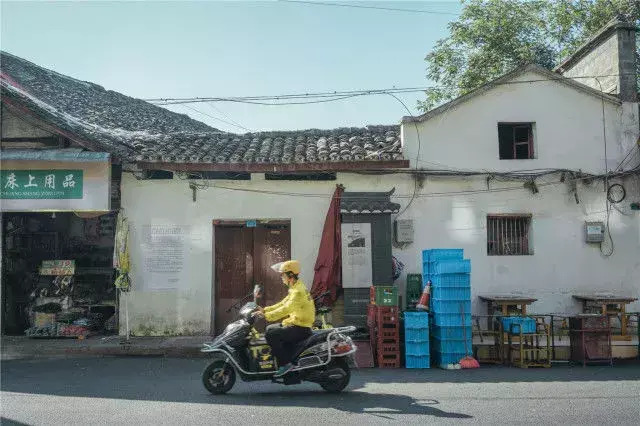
[1,335,212,361]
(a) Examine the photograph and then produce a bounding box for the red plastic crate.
[375,306,400,326]
[377,352,401,368]
[376,327,399,342]
[367,304,377,327]
[377,341,399,354]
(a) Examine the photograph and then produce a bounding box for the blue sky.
[1,1,462,133]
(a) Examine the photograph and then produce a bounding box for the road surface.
[2,357,639,425]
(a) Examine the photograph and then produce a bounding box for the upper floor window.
[498,123,534,160]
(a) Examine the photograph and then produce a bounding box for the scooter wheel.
[202,360,236,394]
[320,359,351,393]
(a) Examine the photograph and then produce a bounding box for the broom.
[459,302,480,369]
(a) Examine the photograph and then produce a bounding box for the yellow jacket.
[264,280,315,328]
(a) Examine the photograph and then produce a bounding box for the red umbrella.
[311,184,344,305]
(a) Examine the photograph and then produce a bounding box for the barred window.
[487,215,532,256]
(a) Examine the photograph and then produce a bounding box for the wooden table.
[479,295,538,316]
[573,294,638,341]
[477,295,538,364]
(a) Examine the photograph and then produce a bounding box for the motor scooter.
[201,284,356,394]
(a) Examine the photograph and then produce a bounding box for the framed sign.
[1,170,83,199]
[341,223,373,288]
[40,260,75,276]
[0,155,111,212]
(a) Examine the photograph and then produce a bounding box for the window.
[487,215,532,255]
[145,170,174,179]
[498,123,534,160]
[187,171,250,180]
[264,172,336,181]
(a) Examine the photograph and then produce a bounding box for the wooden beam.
[138,159,410,172]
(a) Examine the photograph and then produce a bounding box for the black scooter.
[201,286,356,394]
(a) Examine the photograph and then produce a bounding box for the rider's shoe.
[274,363,294,377]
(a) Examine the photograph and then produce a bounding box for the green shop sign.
[1,170,83,199]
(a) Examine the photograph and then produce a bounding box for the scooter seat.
[293,329,333,359]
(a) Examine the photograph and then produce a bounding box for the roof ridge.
[404,64,620,124]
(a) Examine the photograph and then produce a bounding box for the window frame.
[487,214,533,256]
[498,122,535,160]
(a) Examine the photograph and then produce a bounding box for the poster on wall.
[341,223,372,288]
[140,225,192,290]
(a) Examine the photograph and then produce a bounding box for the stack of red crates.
[367,304,400,368]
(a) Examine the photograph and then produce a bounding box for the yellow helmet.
[271,260,301,275]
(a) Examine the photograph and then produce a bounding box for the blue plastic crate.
[430,259,471,275]
[431,300,471,314]
[405,328,429,342]
[433,351,466,365]
[432,312,472,327]
[501,316,536,334]
[425,274,470,289]
[405,341,430,356]
[404,312,429,329]
[431,325,472,340]
[431,337,470,353]
[430,286,472,301]
[405,355,431,369]
[422,249,464,263]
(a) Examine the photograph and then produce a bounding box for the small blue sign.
[246,220,257,228]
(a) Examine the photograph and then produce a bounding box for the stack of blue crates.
[404,312,430,368]
[422,249,472,366]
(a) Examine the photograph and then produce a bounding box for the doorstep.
[1,335,212,361]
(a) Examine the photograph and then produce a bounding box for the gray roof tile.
[1,51,403,165]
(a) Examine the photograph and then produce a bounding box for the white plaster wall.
[403,71,629,173]
[121,170,640,335]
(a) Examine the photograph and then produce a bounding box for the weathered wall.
[402,71,629,173]
[1,105,53,139]
[561,34,620,95]
[120,169,640,335]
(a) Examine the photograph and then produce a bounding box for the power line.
[178,104,252,132]
[145,73,630,106]
[183,168,639,200]
[205,102,253,132]
[278,0,460,16]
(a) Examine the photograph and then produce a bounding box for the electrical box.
[394,219,414,244]
[585,221,605,243]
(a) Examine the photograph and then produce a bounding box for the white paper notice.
[341,223,372,288]
[141,225,190,290]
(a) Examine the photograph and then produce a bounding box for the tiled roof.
[1,51,404,166]
[134,125,402,164]
[0,51,220,159]
[340,190,401,214]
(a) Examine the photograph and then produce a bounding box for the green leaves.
[420,0,640,112]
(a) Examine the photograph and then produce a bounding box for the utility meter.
[394,219,414,244]
[585,221,605,243]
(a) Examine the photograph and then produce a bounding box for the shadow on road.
[207,390,473,419]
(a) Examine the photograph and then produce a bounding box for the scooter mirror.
[253,284,263,302]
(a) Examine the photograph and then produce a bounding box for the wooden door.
[214,226,253,335]
[213,222,290,335]
[253,224,291,307]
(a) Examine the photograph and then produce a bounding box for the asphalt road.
[2,357,639,425]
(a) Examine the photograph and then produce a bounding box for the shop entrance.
[212,221,291,335]
[1,212,117,337]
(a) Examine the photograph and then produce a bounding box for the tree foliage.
[419,0,639,111]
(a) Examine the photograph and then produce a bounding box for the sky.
[1,1,462,133]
